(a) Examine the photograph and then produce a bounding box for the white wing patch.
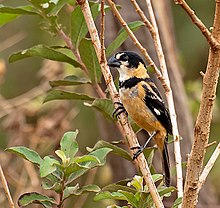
[153,108,161,115]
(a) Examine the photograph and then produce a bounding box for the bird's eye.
[120,54,129,61]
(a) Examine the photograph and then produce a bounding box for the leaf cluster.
[7,130,112,207]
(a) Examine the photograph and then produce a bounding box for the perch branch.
[174,0,220,49]
[182,2,220,207]
[76,0,164,207]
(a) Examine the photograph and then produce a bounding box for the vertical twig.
[182,2,220,207]
[144,0,183,199]
[174,0,219,49]
[76,0,164,207]
[0,164,15,208]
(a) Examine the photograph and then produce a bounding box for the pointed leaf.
[79,38,102,83]
[119,191,138,208]
[63,184,79,199]
[106,21,144,56]
[0,5,38,15]
[172,197,182,208]
[103,184,136,194]
[89,140,132,161]
[64,184,100,199]
[44,90,95,103]
[94,191,126,201]
[40,156,60,178]
[49,75,91,87]
[71,3,110,48]
[6,146,42,165]
[89,148,112,166]
[9,45,80,67]
[60,131,79,160]
[66,169,88,184]
[18,192,57,208]
[84,98,115,121]
[0,13,19,26]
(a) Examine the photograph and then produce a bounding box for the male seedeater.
[108,51,172,187]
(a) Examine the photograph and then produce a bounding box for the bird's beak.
[107,56,121,67]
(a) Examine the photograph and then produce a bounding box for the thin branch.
[174,0,220,49]
[106,0,169,92]
[131,0,183,199]
[182,1,220,207]
[76,0,164,207]
[0,164,15,208]
[58,28,106,98]
[198,143,220,189]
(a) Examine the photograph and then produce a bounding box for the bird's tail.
[161,136,170,187]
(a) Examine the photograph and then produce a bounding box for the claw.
[112,102,127,118]
[131,131,157,160]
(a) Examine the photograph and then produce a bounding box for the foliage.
[7,130,112,207]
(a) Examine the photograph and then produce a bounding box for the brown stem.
[174,0,220,49]
[182,2,220,207]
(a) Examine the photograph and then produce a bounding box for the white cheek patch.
[116,53,124,60]
[154,108,161,115]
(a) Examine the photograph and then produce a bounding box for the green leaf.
[158,186,176,198]
[40,156,60,178]
[49,75,91,87]
[9,45,80,67]
[60,131,79,160]
[64,184,100,199]
[0,13,19,26]
[89,140,132,161]
[6,146,42,165]
[66,169,88,184]
[71,3,110,48]
[0,5,38,15]
[103,184,136,195]
[73,155,99,164]
[0,5,38,26]
[79,38,102,83]
[63,184,79,199]
[94,191,126,201]
[129,175,143,191]
[106,21,144,57]
[119,191,138,208]
[65,162,89,176]
[89,148,112,166]
[44,89,95,103]
[172,197,182,208]
[84,98,115,121]
[18,192,57,208]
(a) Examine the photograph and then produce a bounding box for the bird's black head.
[107,51,146,69]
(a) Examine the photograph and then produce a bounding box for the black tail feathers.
[162,138,170,187]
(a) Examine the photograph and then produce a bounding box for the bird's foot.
[113,102,128,118]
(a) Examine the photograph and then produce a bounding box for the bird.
[107,51,172,187]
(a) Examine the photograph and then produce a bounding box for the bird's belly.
[120,88,163,133]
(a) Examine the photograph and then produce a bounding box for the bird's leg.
[113,102,128,118]
[131,131,157,160]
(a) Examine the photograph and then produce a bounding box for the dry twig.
[0,164,15,208]
[182,2,220,207]
[76,0,164,207]
[174,0,219,49]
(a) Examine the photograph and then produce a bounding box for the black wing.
[142,84,172,135]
